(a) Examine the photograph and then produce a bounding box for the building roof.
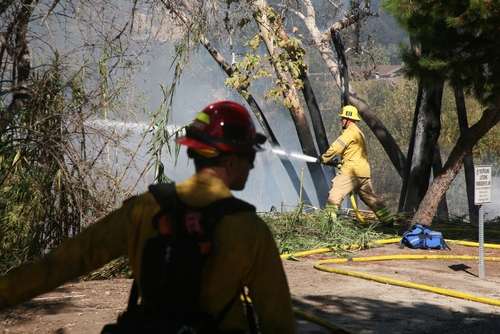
[374,65,403,79]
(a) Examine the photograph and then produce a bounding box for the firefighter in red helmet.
[177,100,266,154]
[0,101,296,333]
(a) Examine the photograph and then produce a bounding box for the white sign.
[475,165,492,204]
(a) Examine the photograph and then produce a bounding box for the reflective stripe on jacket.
[321,123,370,177]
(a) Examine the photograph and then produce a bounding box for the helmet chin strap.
[341,118,348,130]
[341,118,356,130]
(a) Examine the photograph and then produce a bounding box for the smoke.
[87,115,500,217]
[127,54,325,211]
[483,176,500,220]
[84,116,316,212]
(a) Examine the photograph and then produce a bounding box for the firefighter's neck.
[342,118,355,130]
[197,154,237,188]
[197,154,248,190]
[199,166,230,187]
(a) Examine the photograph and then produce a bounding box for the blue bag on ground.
[399,223,450,250]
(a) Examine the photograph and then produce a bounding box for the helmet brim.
[176,135,265,153]
[175,136,215,151]
[340,115,361,121]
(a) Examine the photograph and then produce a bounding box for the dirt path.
[288,242,500,333]
[2,241,500,333]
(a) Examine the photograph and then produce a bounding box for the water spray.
[267,147,365,222]
[267,147,318,163]
[267,147,340,167]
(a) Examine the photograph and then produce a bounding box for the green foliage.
[1,61,101,272]
[261,203,389,255]
[382,0,500,107]
[225,5,306,107]
[148,39,194,182]
[225,53,265,100]
[371,44,401,66]
[0,50,145,273]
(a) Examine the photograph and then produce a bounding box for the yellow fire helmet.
[339,105,361,121]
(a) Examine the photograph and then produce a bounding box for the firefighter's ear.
[223,154,239,170]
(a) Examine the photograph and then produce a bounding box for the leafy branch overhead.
[225,5,306,105]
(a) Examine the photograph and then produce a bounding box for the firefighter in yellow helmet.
[0,101,296,333]
[317,105,394,226]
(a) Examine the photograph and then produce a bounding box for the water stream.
[267,148,317,163]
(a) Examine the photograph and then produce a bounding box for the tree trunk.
[299,68,329,154]
[254,1,329,205]
[433,144,449,220]
[330,29,349,107]
[401,79,443,213]
[246,96,313,204]
[274,25,330,155]
[0,1,33,138]
[299,71,336,184]
[454,88,478,225]
[413,102,500,226]
[398,87,419,213]
[275,26,334,182]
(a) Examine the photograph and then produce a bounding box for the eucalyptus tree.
[160,0,320,204]
[289,0,407,177]
[293,0,500,223]
[239,1,330,202]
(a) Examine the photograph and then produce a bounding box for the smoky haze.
[85,116,323,212]
[89,47,500,218]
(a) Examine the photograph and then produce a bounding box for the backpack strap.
[242,288,258,334]
[126,279,140,314]
[148,182,177,206]
[148,182,256,227]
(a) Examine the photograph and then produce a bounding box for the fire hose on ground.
[267,148,500,331]
[280,239,500,334]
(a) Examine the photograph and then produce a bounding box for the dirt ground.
[2,238,500,333]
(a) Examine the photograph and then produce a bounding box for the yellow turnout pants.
[327,174,393,224]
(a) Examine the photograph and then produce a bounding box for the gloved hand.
[324,158,340,168]
[316,156,323,164]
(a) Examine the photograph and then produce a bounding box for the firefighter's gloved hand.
[324,159,340,168]
[316,156,323,164]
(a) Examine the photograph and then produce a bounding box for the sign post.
[474,165,492,279]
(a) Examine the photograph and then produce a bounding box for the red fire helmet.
[175,101,266,153]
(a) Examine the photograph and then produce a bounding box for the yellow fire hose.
[315,254,500,307]
[281,238,500,333]
[349,193,365,223]
[293,308,356,334]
